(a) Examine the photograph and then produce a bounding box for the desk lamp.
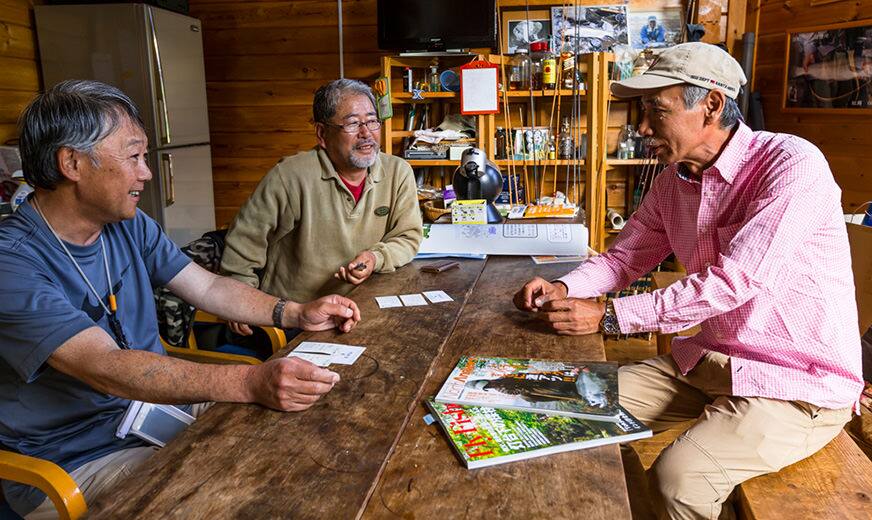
[452,147,503,223]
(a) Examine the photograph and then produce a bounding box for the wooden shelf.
[405,159,456,166]
[501,89,587,98]
[391,92,457,103]
[494,159,585,166]
[607,158,659,166]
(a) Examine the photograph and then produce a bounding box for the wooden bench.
[652,266,872,519]
[737,430,872,519]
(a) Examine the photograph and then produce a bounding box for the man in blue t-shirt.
[0,80,362,518]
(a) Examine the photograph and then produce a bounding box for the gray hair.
[681,85,742,129]
[19,79,144,190]
[312,79,376,124]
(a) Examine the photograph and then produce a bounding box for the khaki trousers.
[26,402,213,520]
[619,352,851,520]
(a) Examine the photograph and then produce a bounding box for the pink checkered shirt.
[559,123,862,410]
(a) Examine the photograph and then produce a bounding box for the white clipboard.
[460,60,499,115]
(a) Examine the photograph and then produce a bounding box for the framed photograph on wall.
[501,10,552,54]
[783,19,872,112]
[628,7,683,50]
[551,5,628,54]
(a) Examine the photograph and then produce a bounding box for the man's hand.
[537,298,605,335]
[334,250,377,285]
[291,294,361,332]
[246,357,340,411]
[227,320,254,336]
[513,277,569,312]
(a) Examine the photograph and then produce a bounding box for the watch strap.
[272,298,288,329]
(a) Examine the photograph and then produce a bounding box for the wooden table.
[88,257,630,519]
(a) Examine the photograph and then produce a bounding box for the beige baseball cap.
[611,42,747,99]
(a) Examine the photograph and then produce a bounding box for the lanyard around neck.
[32,197,129,349]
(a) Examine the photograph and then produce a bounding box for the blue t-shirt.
[0,199,190,515]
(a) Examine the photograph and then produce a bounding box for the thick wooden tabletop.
[88,257,627,519]
[363,257,629,519]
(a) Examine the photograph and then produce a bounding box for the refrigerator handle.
[147,7,171,146]
[162,153,176,206]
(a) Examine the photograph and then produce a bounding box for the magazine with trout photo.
[435,355,620,421]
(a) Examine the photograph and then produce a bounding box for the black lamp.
[452,148,503,224]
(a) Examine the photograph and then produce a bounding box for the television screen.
[377,0,496,51]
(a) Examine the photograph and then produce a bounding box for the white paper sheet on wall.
[460,66,498,114]
[419,223,588,256]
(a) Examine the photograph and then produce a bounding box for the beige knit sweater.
[220,148,423,302]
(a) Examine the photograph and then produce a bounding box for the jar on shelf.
[508,49,531,90]
[529,41,548,90]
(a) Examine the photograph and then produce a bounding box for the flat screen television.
[377,0,497,52]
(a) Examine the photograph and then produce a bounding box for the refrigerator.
[35,3,216,246]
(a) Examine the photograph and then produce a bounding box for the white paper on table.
[399,294,428,306]
[286,351,331,367]
[291,342,366,366]
[327,345,366,365]
[375,295,403,308]
[423,290,454,303]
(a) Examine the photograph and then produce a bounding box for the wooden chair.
[0,450,85,520]
[650,270,699,355]
[161,310,287,365]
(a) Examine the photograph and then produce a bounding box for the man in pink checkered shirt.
[515,42,862,519]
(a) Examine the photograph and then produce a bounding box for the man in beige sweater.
[221,79,423,335]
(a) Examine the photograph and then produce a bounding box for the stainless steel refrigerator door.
[153,145,216,246]
[148,6,211,147]
[34,4,156,138]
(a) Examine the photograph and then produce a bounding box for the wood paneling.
[0,0,40,145]
[191,0,384,226]
[751,0,872,212]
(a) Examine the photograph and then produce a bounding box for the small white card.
[423,290,454,303]
[375,295,403,308]
[288,342,366,366]
[327,345,366,365]
[399,293,428,306]
[286,351,331,367]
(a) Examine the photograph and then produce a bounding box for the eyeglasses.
[324,119,382,134]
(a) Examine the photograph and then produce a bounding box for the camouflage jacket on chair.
[154,230,227,347]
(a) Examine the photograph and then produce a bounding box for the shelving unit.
[380,52,654,251]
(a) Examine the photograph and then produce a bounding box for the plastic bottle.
[429,64,440,92]
[558,117,574,159]
[508,49,531,90]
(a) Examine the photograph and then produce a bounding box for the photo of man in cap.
[514,42,861,518]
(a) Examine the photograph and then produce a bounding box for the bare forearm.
[167,263,301,328]
[61,348,255,405]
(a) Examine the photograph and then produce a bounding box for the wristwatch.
[600,299,621,335]
[272,298,288,329]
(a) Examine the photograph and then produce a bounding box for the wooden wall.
[188,0,384,226]
[749,0,872,212]
[0,0,40,145]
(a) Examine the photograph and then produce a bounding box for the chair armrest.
[192,311,287,354]
[0,450,86,520]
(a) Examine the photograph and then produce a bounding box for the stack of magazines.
[428,355,652,469]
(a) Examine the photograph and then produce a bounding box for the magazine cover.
[425,398,651,469]
[435,356,620,421]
